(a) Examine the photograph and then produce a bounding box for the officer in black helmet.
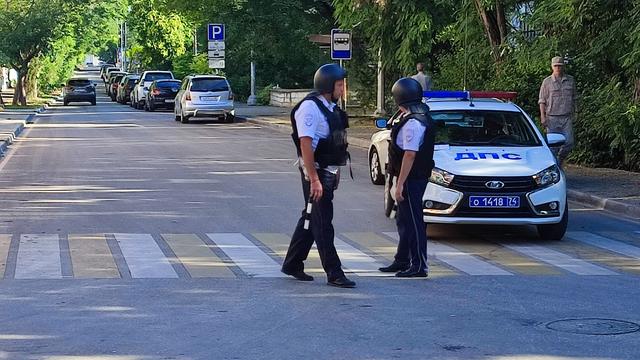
[281,63,356,288]
[378,77,435,277]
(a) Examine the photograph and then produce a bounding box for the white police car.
[369,91,568,240]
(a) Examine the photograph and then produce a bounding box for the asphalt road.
[0,70,638,360]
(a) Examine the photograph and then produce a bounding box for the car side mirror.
[375,118,389,129]
[547,133,566,147]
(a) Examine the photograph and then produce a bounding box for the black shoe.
[395,269,428,278]
[281,269,314,281]
[378,262,410,273]
[327,276,356,288]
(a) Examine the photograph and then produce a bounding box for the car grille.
[451,175,537,193]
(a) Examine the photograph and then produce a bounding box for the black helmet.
[392,77,423,106]
[314,63,347,94]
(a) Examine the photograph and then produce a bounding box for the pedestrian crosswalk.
[0,231,639,280]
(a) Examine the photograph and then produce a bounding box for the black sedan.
[144,80,182,111]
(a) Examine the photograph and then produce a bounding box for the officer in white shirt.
[379,78,436,278]
[281,64,355,288]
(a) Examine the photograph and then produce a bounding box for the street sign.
[331,29,351,60]
[208,41,225,51]
[208,24,225,41]
[208,50,226,58]
[208,59,225,69]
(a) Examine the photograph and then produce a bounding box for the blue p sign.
[208,24,225,41]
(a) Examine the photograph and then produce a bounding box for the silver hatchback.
[174,75,235,123]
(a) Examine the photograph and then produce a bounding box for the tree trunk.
[473,0,507,63]
[12,71,27,106]
[25,67,38,101]
[634,77,640,104]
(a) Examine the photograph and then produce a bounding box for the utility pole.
[247,50,257,106]
[375,48,385,116]
[194,28,198,55]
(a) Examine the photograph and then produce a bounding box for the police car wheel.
[536,206,568,241]
[369,148,384,185]
[384,175,394,217]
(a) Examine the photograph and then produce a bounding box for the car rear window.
[157,81,181,89]
[127,79,139,86]
[68,79,91,86]
[190,78,229,92]
[144,73,173,81]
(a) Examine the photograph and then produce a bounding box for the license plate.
[165,99,174,103]
[469,196,520,208]
[201,96,219,101]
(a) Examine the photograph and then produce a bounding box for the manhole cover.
[546,318,640,335]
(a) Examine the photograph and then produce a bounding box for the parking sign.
[208,24,225,41]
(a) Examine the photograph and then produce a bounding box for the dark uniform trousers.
[282,168,345,281]
[393,178,429,272]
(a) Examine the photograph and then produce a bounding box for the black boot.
[378,262,410,273]
[327,275,356,288]
[282,269,314,281]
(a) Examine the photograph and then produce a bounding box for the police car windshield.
[431,110,541,147]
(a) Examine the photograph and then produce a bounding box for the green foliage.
[257,84,275,105]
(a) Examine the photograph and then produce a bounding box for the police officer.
[539,56,577,166]
[281,63,356,288]
[378,78,435,278]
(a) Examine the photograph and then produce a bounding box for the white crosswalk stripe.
[15,234,62,279]
[383,232,512,275]
[207,233,285,278]
[503,243,618,275]
[114,233,178,278]
[568,231,640,259]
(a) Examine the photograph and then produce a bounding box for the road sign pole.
[248,61,257,106]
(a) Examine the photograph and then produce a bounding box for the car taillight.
[186,91,191,101]
[152,89,160,96]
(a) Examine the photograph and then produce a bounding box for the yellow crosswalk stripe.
[440,240,562,275]
[555,238,640,275]
[0,234,10,277]
[68,234,119,278]
[251,233,325,274]
[162,234,235,278]
[342,232,458,277]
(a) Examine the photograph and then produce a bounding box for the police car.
[369,91,568,240]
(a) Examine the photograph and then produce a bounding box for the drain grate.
[546,318,640,335]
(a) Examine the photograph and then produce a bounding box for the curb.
[0,121,26,156]
[567,189,640,220]
[245,117,370,149]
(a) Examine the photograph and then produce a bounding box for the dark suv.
[63,78,96,106]
[145,79,182,111]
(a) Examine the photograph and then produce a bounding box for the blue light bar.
[423,90,469,99]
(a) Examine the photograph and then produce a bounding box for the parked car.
[117,75,140,104]
[63,78,96,106]
[102,67,120,83]
[99,64,115,80]
[131,71,174,109]
[109,73,128,101]
[368,90,568,240]
[174,75,235,123]
[105,71,126,96]
[144,79,182,111]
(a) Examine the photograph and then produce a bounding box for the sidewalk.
[237,103,640,220]
[0,113,28,155]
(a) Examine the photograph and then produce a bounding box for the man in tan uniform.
[539,56,577,165]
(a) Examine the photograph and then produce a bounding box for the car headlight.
[533,165,561,188]
[429,167,455,187]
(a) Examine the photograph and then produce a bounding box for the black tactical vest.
[388,105,436,180]
[290,93,349,168]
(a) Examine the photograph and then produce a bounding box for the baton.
[303,200,313,230]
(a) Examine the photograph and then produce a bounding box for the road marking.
[441,240,562,275]
[0,234,11,277]
[113,234,178,278]
[383,232,512,275]
[503,243,617,275]
[68,234,119,278]
[15,234,62,279]
[251,233,324,273]
[207,233,285,277]
[162,234,234,278]
[334,236,392,277]
[343,232,458,277]
[568,231,640,259]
